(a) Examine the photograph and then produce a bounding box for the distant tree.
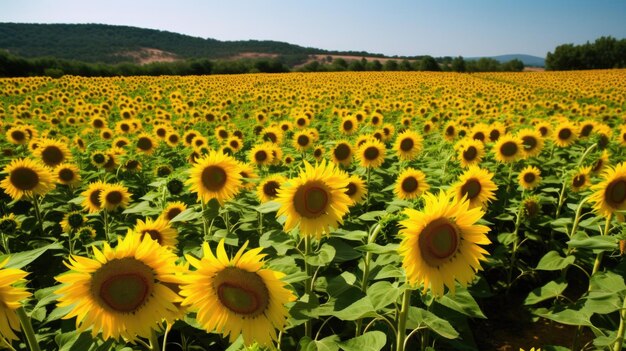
[419,56,441,71]
[332,58,348,71]
[451,56,466,72]
[502,59,524,72]
[546,36,626,70]
[383,60,398,71]
[348,59,365,71]
[366,60,383,71]
[399,59,413,71]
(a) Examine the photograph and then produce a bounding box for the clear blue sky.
[1,0,625,58]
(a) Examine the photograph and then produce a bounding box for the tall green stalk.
[396,288,412,351]
[16,307,40,351]
[355,223,383,336]
[304,235,313,339]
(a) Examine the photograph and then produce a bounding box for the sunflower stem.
[503,163,515,208]
[201,201,209,239]
[555,173,568,219]
[506,201,524,293]
[366,166,372,211]
[16,307,40,351]
[162,323,172,351]
[613,294,626,351]
[396,288,412,351]
[0,335,17,351]
[304,235,313,339]
[568,196,590,240]
[102,210,110,242]
[32,195,44,236]
[591,214,612,276]
[356,222,384,336]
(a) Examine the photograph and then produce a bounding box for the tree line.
[0,50,527,78]
[546,36,626,70]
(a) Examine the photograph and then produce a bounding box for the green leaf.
[373,264,404,280]
[332,297,376,321]
[534,307,594,328]
[327,238,361,262]
[367,281,400,310]
[438,287,486,319]
[327,272,357,297]
[567,235,618,251]
[256,201,281,214]
[56,331,95,351]
[525,279,568,305]
[169,207,202,223]
[359,211,387,222]
[121,200,158,214]
[354,243,398,254]
[299,335,340,351]
[497,232,516,246]
[408,307,459,339]
[338,331,386,351]
[307,243,336,266]
[551,218,573,227]
[588,271,626,298]
[0,242,63,269]
[535,251,576,271]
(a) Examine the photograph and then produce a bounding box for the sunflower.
[517,129,544,158]
[518,166,542,190]
[398,191,491,297]
[591,150,610,174]
[226,136,243,152]
[339,116,358,135]
[469,124,488,143]
[248,144,274,167]
[90,151,109,168]
[570,166,592,192]
[136,133,157,154]
[535,122,552,138]
[61,211,87,233]
[237,162,258,190]
[165,131,180,147]
[522,196,542,219]
[455,139,485,168]
[443,122,457,141]
[55,232,184,341]
[344,175,367,205]
[0,259,31,341]
[553,122,577,148]
[356,138,386,169]
[578,120,597,138]
[34,138,72,168]
[257,175,287,203]
[450,166,497,209]
[160,202,187,222]
[133,217,178,250]
[0,213,20,234]
[54,162,81,186]
[180,240,295,346]
[123,159,142,173]
[187,150,242,205]
[493,135,522,163]
[393,130,423,161]
[330,140,353,167]
[488,123,506,142]
[5,126,29,145]
[276,160,351,239]
[81,180,108,213]
[292,130,313,152]
[394,168,429,200]
[590,162,626,218]
[112,136,131,149]
[0,158,55,200]
[312,146,325,162]
[99,183,131,212]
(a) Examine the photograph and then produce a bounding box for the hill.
[0,22,387,66]
[467,54,545,67]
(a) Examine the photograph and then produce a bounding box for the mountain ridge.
[0,23,544,67]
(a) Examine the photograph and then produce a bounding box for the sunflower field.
[0,70,626,351]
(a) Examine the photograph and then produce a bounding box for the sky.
[1,0,625,58]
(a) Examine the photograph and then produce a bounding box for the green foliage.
[546,36,626,70]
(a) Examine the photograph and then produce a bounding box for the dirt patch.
[230,52,279,60]
[523,67,546,72]
[116,47,179,65]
